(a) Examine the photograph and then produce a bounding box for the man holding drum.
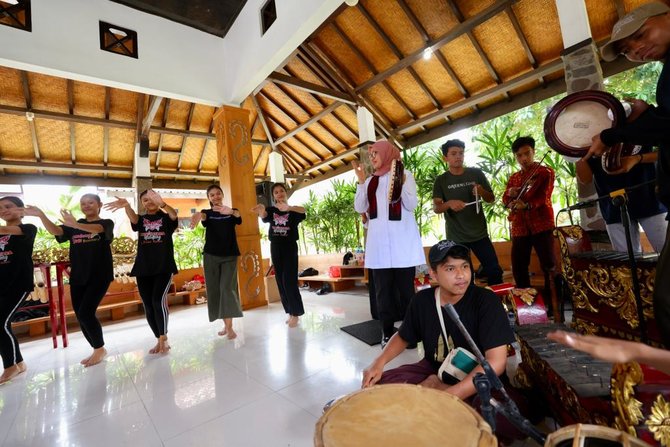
[433,139,504,285]
[584,1,670,347]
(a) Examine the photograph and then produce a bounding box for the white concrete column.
[268,150,285,183]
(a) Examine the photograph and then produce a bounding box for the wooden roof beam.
[197,120,214,173]
[253,145,270,172]
[356,2,441,111]
[266,72,356,105]
[292,162,352,192]
[304,143,362,174]
[251,95,277,151]
[67,79,76,163]
[20,71,41,165]
[355,0,517,93]
[155,98,171,168]
[274,100,343,145]
[176,103,195,171]
[104,87,111,166]
[141,95,163,137]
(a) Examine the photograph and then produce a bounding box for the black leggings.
[372,267,416,338]
[0,290,28,369]
[271,241,304,316]
[70,280,112,349]
[137,273,172,338]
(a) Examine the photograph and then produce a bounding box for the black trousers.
[137,273,173,338]
[0,290,28,369]
[511,230,556,291]
[70,280,112,349]
[463,237,504,285]
[372,267,415,338]
[654,224,670,347]
[271,241,304,316]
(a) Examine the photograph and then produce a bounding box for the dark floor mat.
[340,320,382,346]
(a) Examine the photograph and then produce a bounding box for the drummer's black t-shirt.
[0,223,36,294]
[56,219,114,285]
[201,208,241,257]
[398,285,514,371]
[130,212,178,277]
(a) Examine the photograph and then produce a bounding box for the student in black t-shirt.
[362,240,514,396]
[190,184,243,339]
[105,190,178,354]
[26,194,113,368]
[251,183,306,328]
[0,197,36,384]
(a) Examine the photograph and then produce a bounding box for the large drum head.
[315,384,497,447]
[544,91,626,158]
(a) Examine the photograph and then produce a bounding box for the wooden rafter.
[445,0,507,99]
[251,95,276,150]
[254,145,270,172]
[20,71,41,165]
[67,79,76,163]
[141,95,163,137]
[266,71,356,105]
[331,21,418,124]
[103,87,111,166]
[197,120,214,173]
[354,0,516,93]
[614,0,625,18]
[176,103,195,171]
[356,2,441,110]
[155,98,171,168]
[292,162,352,192]
[274,100,343,145]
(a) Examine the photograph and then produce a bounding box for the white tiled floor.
[1,287,546,446]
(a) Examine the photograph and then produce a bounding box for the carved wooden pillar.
[213,105,266,310]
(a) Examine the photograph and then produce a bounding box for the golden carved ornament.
[583,266,639,328]
[611,362,644,435]
[230,120,250,165]
[646,394,670,446]
[573,318,599,336]
[513,288,537,306]
[32,249,49,265]
[240,250,261,298]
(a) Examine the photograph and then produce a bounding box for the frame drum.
[544,90,626,158]
[544,424,651,447]
[314,384,497,447]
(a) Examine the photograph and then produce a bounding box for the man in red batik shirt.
[503,136,557,313]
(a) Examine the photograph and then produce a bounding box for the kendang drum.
[543,90,636,173]
[544,424,651,447]
[314,384,497,447]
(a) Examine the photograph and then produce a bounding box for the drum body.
[544,90,635,172]
[544,424,652,446]
[314,384,497,447]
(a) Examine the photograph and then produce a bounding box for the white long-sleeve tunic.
[354,170,425,269]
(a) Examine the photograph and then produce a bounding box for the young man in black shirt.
[362,240,514,400]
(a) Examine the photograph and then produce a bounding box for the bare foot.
[80,355,92,365]
[149,340,161,354]
[226,329,237,340]
[83,348,107,367]
[285,316,290,324]
[218,328,227,337]
[16,361,27,374]
[158,336,171,354]
[0,365,22,385]
[288,316,299,328]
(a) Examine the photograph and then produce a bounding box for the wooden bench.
[298,265,365,292]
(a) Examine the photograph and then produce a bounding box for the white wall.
[222,0,342,105]
[0,0,345,106]
[0,0,226,106]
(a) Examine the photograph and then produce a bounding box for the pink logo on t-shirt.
[143,218,162,232]
[0,235,10,250]
[273,213,289,226]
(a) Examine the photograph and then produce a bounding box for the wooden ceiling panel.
[312,27,373,86]
[439,35,496,95]
[165,99,191,129]
[109,89,138,122]
[318,114,357,147]
[161,135,183,150]
[0,115,32,158]
[512,0,563,62]
[107,128,135,165]
[0,67,27,107]
[73,123,104,164]
[454,0,497,18]
[73,82,106,119]
[404,0,459,40]
[410,58,463,105]
[190,104,215,132]
[383,69,435,117]
[179,139,206,171]
[262,83,312,125]
[472,14,531,81]
[35,120,70,162]
[149,133,160,147]
[29,73,68,113]
[157,152,179,170]
[359,0,425,56]
[364,83,409,125]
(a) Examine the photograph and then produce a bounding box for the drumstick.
[475,188,480,214]
[464,199,482,207]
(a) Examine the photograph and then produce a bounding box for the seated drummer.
[362,240,526,441]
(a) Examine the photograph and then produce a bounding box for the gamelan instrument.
[544,423,652,446]
[387,158,404,221]
[314,384,497,447]
[544,90,637,173]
